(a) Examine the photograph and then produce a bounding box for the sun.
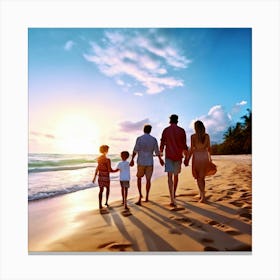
[54,113,99,154]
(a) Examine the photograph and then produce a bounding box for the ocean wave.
[28,182,98,201]
[28,158,96,168]
[28,153,121,173]
[28,164,95,173]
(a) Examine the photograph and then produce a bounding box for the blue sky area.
[28,28,252,154]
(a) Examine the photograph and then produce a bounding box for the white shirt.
[117,160,130,181]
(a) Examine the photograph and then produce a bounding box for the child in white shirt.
[116,151,130,210]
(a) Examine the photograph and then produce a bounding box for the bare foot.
[135,200,142,206]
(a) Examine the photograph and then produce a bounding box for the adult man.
[130,124,164,205]
[160,114,188,207]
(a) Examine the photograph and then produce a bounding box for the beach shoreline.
[28,155,252,252]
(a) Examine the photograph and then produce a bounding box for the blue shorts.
[165,158,182,175]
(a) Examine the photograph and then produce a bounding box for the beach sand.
[28,155,252,252]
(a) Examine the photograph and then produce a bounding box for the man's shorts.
[120,181,130,188]
[136,165,153,180]
[165,158,182,175]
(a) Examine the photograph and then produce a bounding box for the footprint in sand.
[240,192,250,198]
[207,220,241,235]
[227,191,235,195]
[241,204,251,210]
[230,201,245,207]
[98,241,132,251]
[239,212,252,220]
[201,238,214,243]
[171,206,185,212]
[207,220,227,229]
[224,229,241,236]
[169,228,182,235]
[172,216,206,232]
[207,220,219,226]
[174,217,193,224]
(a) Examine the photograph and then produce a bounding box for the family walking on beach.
[93,114,216,211]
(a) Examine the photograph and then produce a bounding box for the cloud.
[238,100,247,106]
[83,29,191,95]
[188,105,232,143]
[134,92,144,97]
[64,40,75,51]
[116,79,125,86]
[119,118,150,132]
[231,100,248,114]
[109,137,129,142]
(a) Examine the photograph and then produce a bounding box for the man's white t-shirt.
[117,161,130,181]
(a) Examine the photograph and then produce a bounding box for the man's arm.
[159,129,166,156]
[182,130,189,165]
[157,154,164,166]
[129,151,137,167]
[184,133,193,166]
[154,138,164,166]
[129,138,138,167]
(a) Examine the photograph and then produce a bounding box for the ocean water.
[28,153,166,201]
[28,153,121,201]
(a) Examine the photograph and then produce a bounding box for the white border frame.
[1,0,279,279]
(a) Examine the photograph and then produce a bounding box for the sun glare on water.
[54,114,99,154]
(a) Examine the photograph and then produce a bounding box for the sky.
[28,28,252,155]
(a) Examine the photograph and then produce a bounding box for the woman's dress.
[97,155,110,187]
[192,149,209,179]
[191,135,210,180]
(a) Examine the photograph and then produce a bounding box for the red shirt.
[160,124,188,161]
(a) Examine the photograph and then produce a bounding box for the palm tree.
[241,109,252,153]
[213,109,252,154]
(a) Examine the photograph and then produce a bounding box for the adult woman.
[186,120,212,203]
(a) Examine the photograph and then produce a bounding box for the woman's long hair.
[194,120,206,143]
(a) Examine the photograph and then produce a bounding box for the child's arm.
[92,166,98,183]
[107,159,118,173]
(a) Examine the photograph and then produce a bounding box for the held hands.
[159,158,165,166]
[184,156,190,167]
[129,159,134,167]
